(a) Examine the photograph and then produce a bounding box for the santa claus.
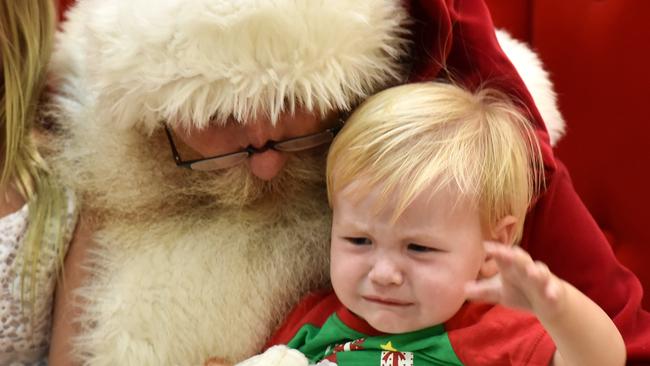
[47,0,649,365]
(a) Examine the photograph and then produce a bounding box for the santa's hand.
[465,241,566,319]
[235,345,309,366]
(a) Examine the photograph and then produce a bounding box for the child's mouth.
[362,296,413,306]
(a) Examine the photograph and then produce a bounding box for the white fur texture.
[54,0,409,133]
[50,82,333,365]
[496,29,566,145]
[235,345,308,366]
[72,204,331,366]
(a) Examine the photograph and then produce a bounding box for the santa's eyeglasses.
[163,121,343,171]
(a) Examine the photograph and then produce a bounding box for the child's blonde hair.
[327,82,544,243]
[1,0,69,307]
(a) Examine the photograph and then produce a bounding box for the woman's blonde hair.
[1,0,69,307]
[327,82,544,243]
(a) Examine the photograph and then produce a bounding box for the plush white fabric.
[496,30,566,145]
[53,0,410,133]
[235,345,309,366]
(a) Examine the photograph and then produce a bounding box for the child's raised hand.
[465,242,566,320]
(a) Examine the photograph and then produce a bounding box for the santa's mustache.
[178,148,328,209]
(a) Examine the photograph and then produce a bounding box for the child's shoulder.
[266,289,340,347]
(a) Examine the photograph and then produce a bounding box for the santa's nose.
[243,120,288,180]
[245,118,282,149]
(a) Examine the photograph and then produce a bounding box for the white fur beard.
[48,104,333,364]
[72,198,331,365]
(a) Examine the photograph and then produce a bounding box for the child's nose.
[368,257,403,286]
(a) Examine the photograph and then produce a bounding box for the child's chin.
[367,317,419,334]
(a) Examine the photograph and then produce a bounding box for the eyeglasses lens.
[189,151,250,171]
[273,131,335,152]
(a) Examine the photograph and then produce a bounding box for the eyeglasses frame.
[163,120,344,171]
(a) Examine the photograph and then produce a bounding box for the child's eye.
[408,243,436,253]
[345,237,372,245]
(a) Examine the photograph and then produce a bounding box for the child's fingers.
[485,242,551,292]
[483,242,513,274]
[481,241,563,312]
[526,260,550,281]
[544,276,561,301]
[528,261,563,301]
[484,242,528,279]
[484,241,511,260]
[465,275,503,304]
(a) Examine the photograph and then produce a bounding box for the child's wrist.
[532,275,569,324]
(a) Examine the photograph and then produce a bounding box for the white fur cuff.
[236,345,309,366]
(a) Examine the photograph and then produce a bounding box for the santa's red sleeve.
[406,0,650,362]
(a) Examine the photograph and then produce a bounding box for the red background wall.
[486,0,650,309]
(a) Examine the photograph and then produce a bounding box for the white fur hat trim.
[496,30,566,145]
[56,0,409,132]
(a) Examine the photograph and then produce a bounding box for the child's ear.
[490,215,518,245]
[479,215,518,278]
